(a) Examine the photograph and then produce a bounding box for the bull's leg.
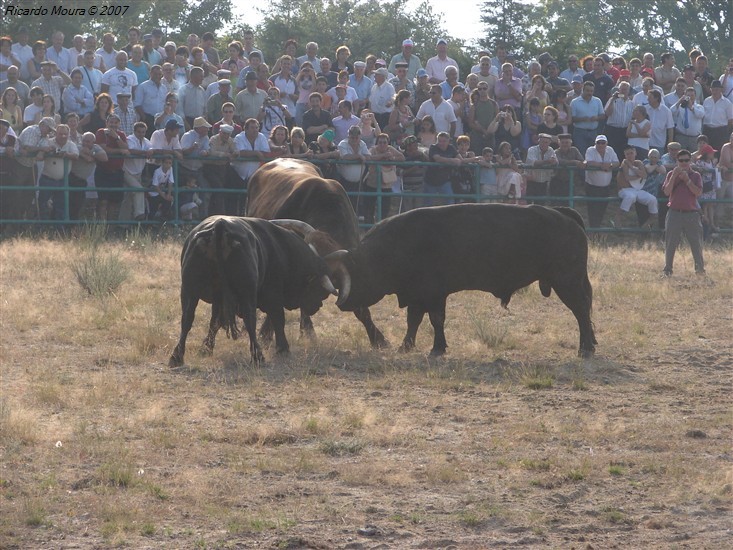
[242,304,264,364]
[354,307,388,348]
[552,281,596,358]
[300,312,316,338]
[400,305,425,352]
[170,295,198,367]
[269,308,290,355]
[428,298,448,356]
[200,302,221,355]
[259,315,274,344]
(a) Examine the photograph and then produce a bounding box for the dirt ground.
[0,237,731,549]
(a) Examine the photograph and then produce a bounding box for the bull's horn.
[321,275,338,296]
[335,265,351,307]
[270,219,317,236]
[323,249,349,262]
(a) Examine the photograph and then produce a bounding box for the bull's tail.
[215,219,241,340]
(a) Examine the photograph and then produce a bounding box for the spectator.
[626,105,652,160]
[546,61,570,93]
[268,125,289,157]
[536,105,564,147]
[271,39,300,74]
[654,52,681,94]
[27,40,47,83]
[120,120,151,221]
[495,140,523,201]
[337,124,370,213]
[646,89,674,152]
[702,81,733,151]
[476,146,498,201]
[671,87,704,151]
[571,81,604,153]
[235,71,268,126]
[302,92,332,145]
[36,122,78,221]
[286,126,311,159]
[525,133,558,202]
[664,77,687,108]
[604,82,634,158]
[584,134,619,228]
[149,118,183,163]
[349,61,372,113]
[46,31,74,75]
[212,102,242,137]
[522,97,543,154]
[206,78,233,124]
[179,116,211,195]
[173,46,191,86]
[259,86,291,135]
[308,128,340,179]
[206,123,238,216]
[332,99,359,143]
[11,27,33,83]
[205,69,232,98]
[424,131,460,206]
[141,34,162,67]
[1,65,30,106]
[94,113,129,220]
[148,155,174,219]
[388,39,422,80]
[318,57,338,89]
[426,38,458,84]
[416,84,457,136]
[32,61,70,111]
[297,41,320,70]
[79,50,103,96]
[223,41,248,74]
[23,86,44,126]
[121,27,141,55]
[717,132,733,226]
[61,68,94,118]
[397,135,427,211]
[201,32,220,68]
[113,92,138,136]
[96,33,118,73]
[177,66,207,129]
[272,55,298,114]
[134,64,167,137]
[494,63,522,110]
[153,93,184,136]
[160,62,180,95]
[294,62,317,126]
[1,86,23,134]
[232,118,269,212]
[369,67,395,129]
[550,133,584,205]
[488,105,522,158]
[614,145,657,228]
[560,55,584,85]
[468,81,499,154]
[34,94,60,126]
[357,109,381,148]
[661,149,704,276]
[333,45,353,75]
[695,143,718,235]
[68,130,107,218]
[101,51,137,105]
[386,89,416,146]
[551,89,573,133]
[81,91,113,133]
[364,132,404,223]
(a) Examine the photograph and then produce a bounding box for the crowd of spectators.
[0,25,732,231]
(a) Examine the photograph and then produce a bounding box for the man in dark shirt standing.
[583,57,615,105]
[661,149,704,276]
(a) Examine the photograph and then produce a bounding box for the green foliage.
[480,0,537,60]
[71,251,129,298]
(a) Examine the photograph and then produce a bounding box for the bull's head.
[270,219,350,304]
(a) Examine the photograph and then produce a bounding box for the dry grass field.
[1,229,731,549]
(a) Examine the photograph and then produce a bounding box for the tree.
[479,0,536,60]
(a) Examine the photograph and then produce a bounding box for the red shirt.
[95,129,127,171]
[664,168,702,211]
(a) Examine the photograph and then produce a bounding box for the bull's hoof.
[370,334,389,349]
[198,345,214,357]
[579,347,596,358]
[275,347,290,355]
[429,348,446,357]
[168,355,184,368]
[398,340,415,353]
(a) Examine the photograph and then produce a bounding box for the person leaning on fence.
[16,116,56,219]
[584,134,619,228]
[398,135,427,212]
[525,133,558,203]
[120,121,151,221]
[95,113,129,220]
[206,123,238,216]
[661,149,705,276]
[69,131,107,220]
[0,118,21,224]
[550,133,584,206]
[364,132,404,223]
[37,123,79,221]
[424,131,460,207]
[232,118,270,214]
[337,124,370,215]
[308,128,340,180]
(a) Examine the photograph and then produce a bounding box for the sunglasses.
[678,158,691,163]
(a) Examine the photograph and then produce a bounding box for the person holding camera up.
[670,86,704,151]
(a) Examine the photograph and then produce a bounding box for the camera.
[680,99,688,108]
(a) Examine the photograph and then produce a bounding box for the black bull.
[169,216,337,367]
[328,203,597,357]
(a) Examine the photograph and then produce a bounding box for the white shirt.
[233,131,269,180]
[79,65,103,95]
[11,42,34,81]
[425,56,459,82]
[337,138,369,182]
[606,97,633,128]
[123,133,152,175]
[584,146,618,187]
[369,81,395,114]
[46,46,74,75]
[96,48,119,73]
[180,130,210,171]
[525,145,557,182]
[703,96,733,127]
[102,67,138,105]
[150,128,182,155]
[670,102,705,136]
[646,103,674,148]
[150,166,174,197]
[415,99,457,134]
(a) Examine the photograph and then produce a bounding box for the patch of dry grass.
[1,235,731,548]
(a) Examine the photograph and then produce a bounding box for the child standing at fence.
[478,147,498,201]
[179,173,202,221]
[149,156,174,219]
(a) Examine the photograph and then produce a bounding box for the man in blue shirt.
[571,81,605,153]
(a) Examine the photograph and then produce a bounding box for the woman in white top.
[626,105,651,159]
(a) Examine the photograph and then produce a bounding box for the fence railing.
[0,153,731,234]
